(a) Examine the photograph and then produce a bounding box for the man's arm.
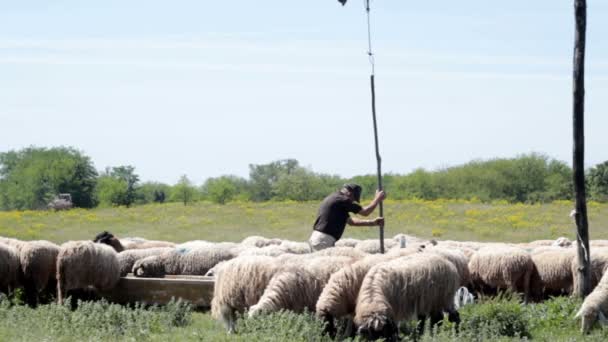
[347,216,384,227]
[357,190,386,216]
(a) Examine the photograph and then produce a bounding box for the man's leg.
[309,231,336,252]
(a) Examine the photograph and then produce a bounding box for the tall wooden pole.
[370,74,384,254]
[573,0,591,298]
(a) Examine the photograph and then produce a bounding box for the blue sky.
[1,1,607,184]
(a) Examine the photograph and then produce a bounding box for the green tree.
[171,175,197,205]
[0,146,98,210]
[96,166,140,207]
[137,182,170,204]
[588,161,608,202]
[202,176,240,204]
[96,175,129,207]
[248,159,300,201]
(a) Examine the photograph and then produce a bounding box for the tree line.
[1,146,607,210]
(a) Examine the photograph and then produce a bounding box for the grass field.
[1,199,607,244]
[2,199,608,341]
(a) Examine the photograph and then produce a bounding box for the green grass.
[2,199,608,341]
[0,199,607,244]
[1,295,608,341]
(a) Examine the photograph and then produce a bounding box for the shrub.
[237,310,332,342]
[458,295,530,339]
[0,297,191,341]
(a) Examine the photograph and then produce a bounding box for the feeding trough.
[102,274,215,309]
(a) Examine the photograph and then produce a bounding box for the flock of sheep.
[2,232,608,338]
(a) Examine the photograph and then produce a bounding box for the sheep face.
[93,231,124,252]
[576,307,598,334]
[356,314,398,341]
[132,257,165,277]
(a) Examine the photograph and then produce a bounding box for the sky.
[1,1,607,185]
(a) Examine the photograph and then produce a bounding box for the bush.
[0,297,191,341]
[0,146,98,210]
[458,295,530,339]
[236,310,332,342]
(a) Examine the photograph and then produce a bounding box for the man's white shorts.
[308,230,336,252]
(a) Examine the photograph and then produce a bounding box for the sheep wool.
[211,256,282,333]
[248,256,353,317]
[128,241,176,249]
[240,236,282,248]
[468,246,535,302]
[312,246,368,260]
[530,248,575,299]
[132,246,236,277]
[426,248,470,286]
[335,238,361,248]
[354,253,460,340]
[237,245,289,257]
[20,240,60,304]
[354,239,398,254]
[56,241,120,304]
[279,240,312,254]
[117,247,173,276]
[572,247,608,296]
[0,243,21,294]
[576,268,608,333]
[316,248,421,327]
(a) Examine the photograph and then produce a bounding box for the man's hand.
[374,217,384,226]
[374,190,386,203]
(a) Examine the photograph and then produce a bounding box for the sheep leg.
[447,309,461,333]
[522,270,531,304]
[319,313,337,338]
[219,304,237,334]
[416,315,427,337]
[56,277,64,305]
[344,318,354,338]
[23,281,38,308]
[429,311,444,335]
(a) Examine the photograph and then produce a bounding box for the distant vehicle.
[48,193,73,210]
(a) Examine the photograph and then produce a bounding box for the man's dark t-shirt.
[313,191,363,240]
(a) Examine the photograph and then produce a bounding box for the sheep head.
[357,313,398,341]
[93,231,124,252]
[132,256,165,278]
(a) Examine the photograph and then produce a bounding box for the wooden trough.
[102,274,215,308]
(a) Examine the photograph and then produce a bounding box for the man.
[309,183,386,251]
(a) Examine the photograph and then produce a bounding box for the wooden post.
[370,74,384,254]
[573,0,591,298]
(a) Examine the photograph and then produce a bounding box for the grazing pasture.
[1,199,607,244]
[2,199,608,341]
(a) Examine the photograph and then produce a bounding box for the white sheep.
[278,240,312,254]
[576,268,608,333]
[237,245,290,257]
[0,243,21,294]
[117,247,173,276]
[315,248,422,336]
[355,253,460,340]
[56,240,120,305]
[425,247,470,287]
[530,248,575,299]
[355,239,398,254]
[19,240,60,306]
[1,237,60,306]
[132,245,236,277]
[211,256,282,333]
[312,246,368,260]
[248,256,354,317]
[572,247,608,296]
[240,236,282,248]
[468,246,535,302]
[335,238,361,248]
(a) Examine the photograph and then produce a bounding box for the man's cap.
[343,183,362,202]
